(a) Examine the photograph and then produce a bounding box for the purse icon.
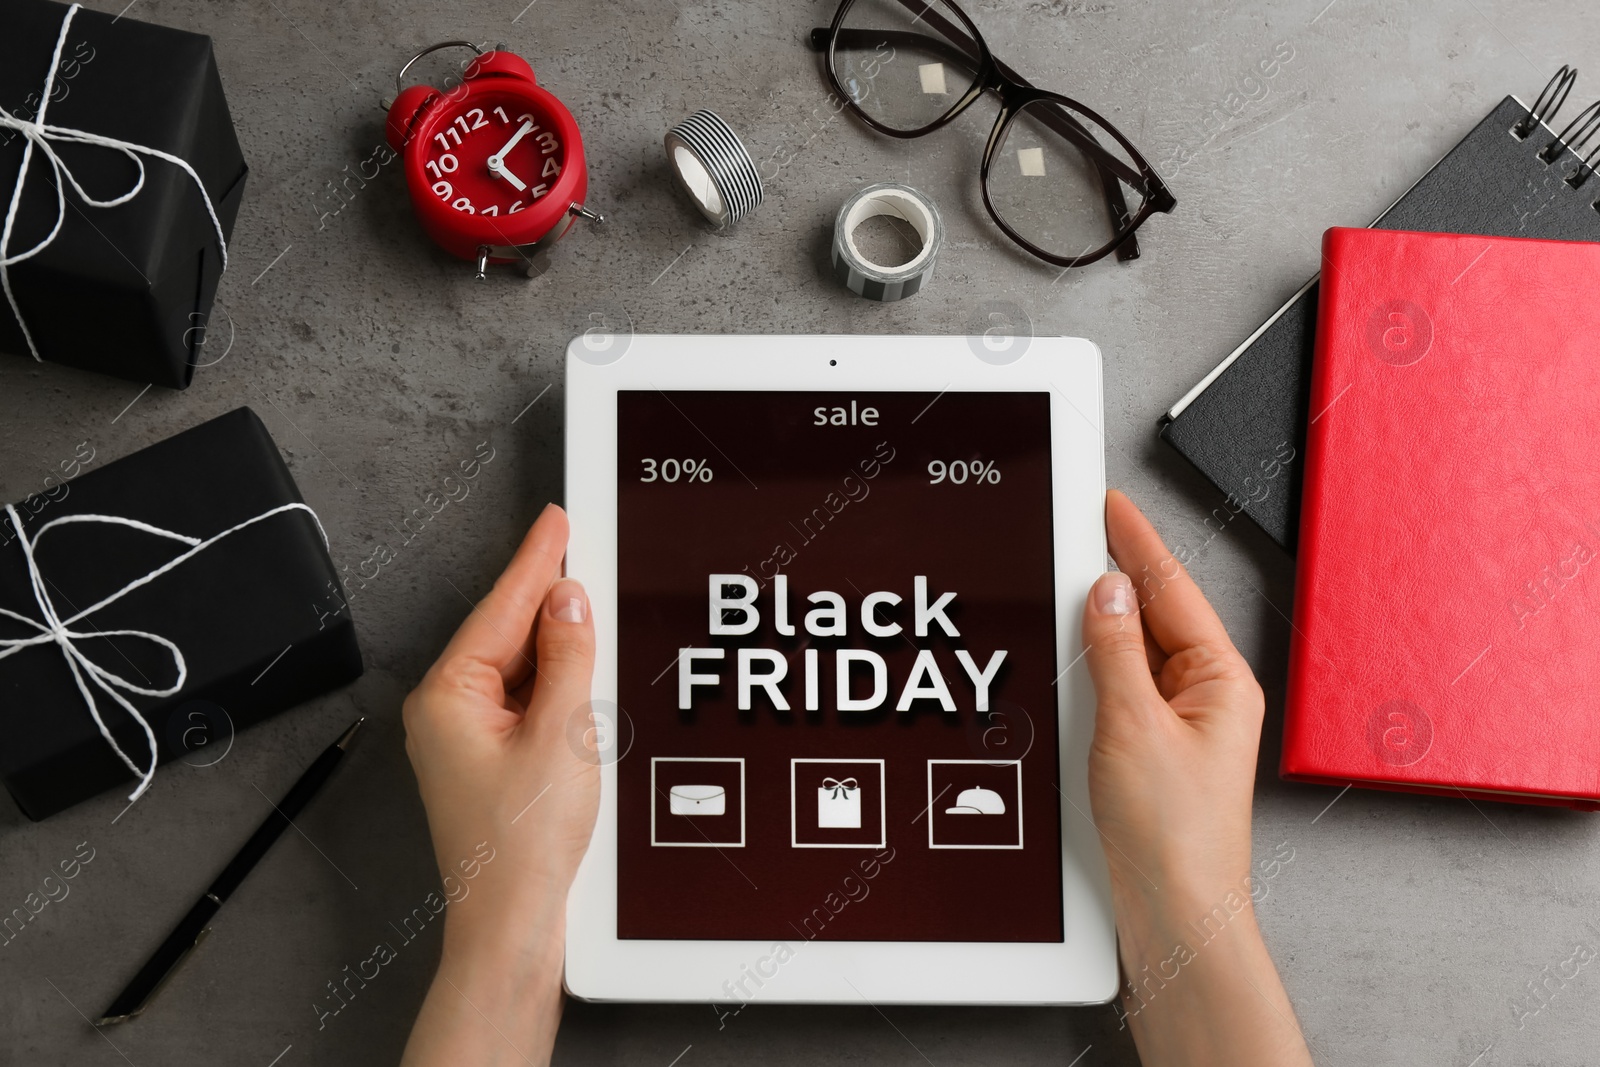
[817,777,861,828]
[668,784,726,816]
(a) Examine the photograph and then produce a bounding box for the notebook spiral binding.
[1517,65,1576,137]
[1518,66,1600,208]
[1544,100,1600,175]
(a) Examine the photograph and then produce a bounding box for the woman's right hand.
[1080,490,1312,1067]
[1082,489,1265,922]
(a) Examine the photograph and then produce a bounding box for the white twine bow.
[0,501,327,803]
[821,777,858,799]
[0,3,229,361]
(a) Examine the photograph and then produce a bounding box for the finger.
[437,503,569,687]
[521,578,595,735]
[1081,571,1163,713]
[1142,613,1169,677]
[1104,490,1235,659]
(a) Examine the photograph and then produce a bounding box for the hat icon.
[944,786,1006,815]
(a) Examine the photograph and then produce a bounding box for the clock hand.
[496,119,536,158]
[492,164,528,193]
[487,120,535,191]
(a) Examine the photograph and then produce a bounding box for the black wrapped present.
[0,0,247,388]
[0,408,363,819]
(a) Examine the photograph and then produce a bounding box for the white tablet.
[564,334,1116,1005]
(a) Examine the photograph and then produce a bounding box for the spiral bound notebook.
[1160,69,1600,551]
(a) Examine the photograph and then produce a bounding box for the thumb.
[1081,571,1161,713]
[524,577,595,726]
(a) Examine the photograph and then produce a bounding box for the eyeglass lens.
[831,0,982,133]
[987,99,1146,260]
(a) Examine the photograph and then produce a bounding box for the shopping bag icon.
[669,784,726,816]
[817,777,861,828]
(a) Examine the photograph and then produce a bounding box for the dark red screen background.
[616,390,1063,942]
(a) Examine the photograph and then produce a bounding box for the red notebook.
[1282,227,1600,810]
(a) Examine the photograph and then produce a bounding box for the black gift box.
[0,0,247,388]
[0,408,363,820]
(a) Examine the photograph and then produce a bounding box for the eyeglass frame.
[809,0,1177,268]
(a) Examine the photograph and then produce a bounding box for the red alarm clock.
[385,42,604,278]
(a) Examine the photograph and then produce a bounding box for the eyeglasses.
[809,0,1176,268]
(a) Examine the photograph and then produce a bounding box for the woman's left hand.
[401,503,596,1067]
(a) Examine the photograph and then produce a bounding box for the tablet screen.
[615,390,1063,942]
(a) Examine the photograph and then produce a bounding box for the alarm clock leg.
[474,245,491,281]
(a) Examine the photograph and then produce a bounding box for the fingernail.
[1096,572,1133,616]
[547,579,587,623]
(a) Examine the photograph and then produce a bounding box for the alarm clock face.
[422,90,567,218]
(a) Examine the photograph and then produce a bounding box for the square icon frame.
[651,756,746,847]
[926,759,1024,850]
[790,758,887,849]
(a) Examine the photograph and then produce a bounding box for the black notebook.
[1160,72,1600,551]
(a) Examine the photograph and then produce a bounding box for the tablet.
[564,334,1116,1005]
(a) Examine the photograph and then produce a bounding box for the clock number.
[536,131,559,155]
[509,200,526,214]
[480,205,499,215]
[452,197,475,213]
[641,459,658,483]
[435,125,462,148]
[493,106,511,124]
[464,108,487,130]
[529,183,549,200]
[425,153,458,178]
[432,180,453,200]
[542,157,561,178]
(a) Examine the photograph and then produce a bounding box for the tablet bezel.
[564,334,1116,1005]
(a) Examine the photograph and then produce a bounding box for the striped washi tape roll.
[830,183,943,302]
[663,110,764,228]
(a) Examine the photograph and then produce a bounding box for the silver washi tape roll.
[830,183,943,302]
[664,110,764,228]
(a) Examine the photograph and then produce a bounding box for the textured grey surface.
[3,0,1599,1064]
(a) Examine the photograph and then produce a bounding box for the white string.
[0,3,229,361]
[0,500,329,803]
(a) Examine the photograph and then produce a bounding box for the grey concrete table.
[4,1,1598,1064]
